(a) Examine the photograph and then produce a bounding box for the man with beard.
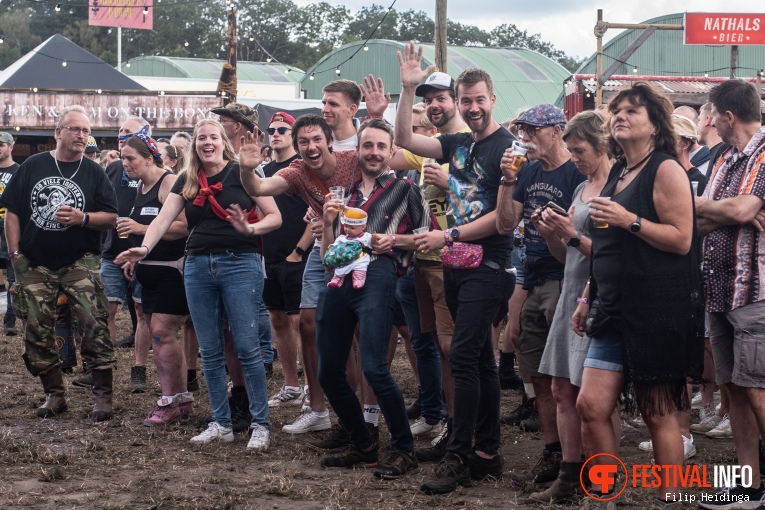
[495,103,585,489]
[316,118,430,479]
[0,132,20,335]
[394,43,515,494]
[238,114,360,435]
[1,105,118,421]
[389,73,470,458]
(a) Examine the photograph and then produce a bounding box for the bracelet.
[7,250,19,261]
[576,297,589,304]
[141,245,150,255]
[444,230,452,246]
[295,246,306,256]
[389,234,396,247]
[81,212,89,226]
[500,176,518,187]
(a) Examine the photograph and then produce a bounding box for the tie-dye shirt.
[703,125,765,312]
[438,127,514,264]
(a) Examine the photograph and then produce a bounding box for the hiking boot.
[416,418,451,463]
[420,455,473,494]
[130,365,147,394]
[520,410,541,432]
[282,410,331,434]
[268,386,303,407]
[501,397,535,426]
[406,393,422,419]
[90,369,113,422]
[499,352,523,391]
[143,397,182,426]
[115,333,135,348]
[529,461,583,503]
[230,389,252,433]
[373,449,418,479]
[320,444,378,468]
[4,315,17,336]
[36,368,68,418]
[310,423,351,451]
[71,371,93,388]
[247,423,270,451]
[511,449,562,488]
[191,422,234,444]
[469,452,504,481]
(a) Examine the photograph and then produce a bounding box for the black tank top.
[130,172,186,261]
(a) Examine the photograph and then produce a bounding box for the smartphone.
[544,201,569,217]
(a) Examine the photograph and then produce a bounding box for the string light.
[249,35,254,42]
[55,4,61,11]
[335,67,341,75]
[62,60,67,67]
[704,72,708,78]
[143,6,148,14]
[310,73,315,80]
[15,127,20,131]
[632,66,637,73]
[285,69,290,74]
[363,44,368,51]
[97,89,102,94]
[32,87,38,92]
[184,40,189,47]
[0,35,4,44]
[126,62,131,68]
[266,57,272,62]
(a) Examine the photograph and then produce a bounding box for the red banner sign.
[89,0,153,30]
[685,13,765,45]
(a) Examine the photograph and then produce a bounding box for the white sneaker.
[683,434,696,460]
[639,438,653,452]
[282,410,331,434]
[691,392,703,409]
[706,414,733,439]
[431,420,449,447]
[191,422,234,444]
[691,413,723,434]
[631,415,646,428]
[247,423,270,451]
[301,387,311,413]
[268,386,303,407]
[698,403,716,422]
[410,417,441,437]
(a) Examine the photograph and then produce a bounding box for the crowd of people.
[1,41,764,509]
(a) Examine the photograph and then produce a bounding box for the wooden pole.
[217,9,238,104]
[730,45,738,79]
[596,9,603,107]
[435,0,447,72]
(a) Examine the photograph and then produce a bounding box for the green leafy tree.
[0,9,41,69]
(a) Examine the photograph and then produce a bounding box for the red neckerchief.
[192,168,259,223]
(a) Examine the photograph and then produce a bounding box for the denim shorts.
[511,245,526,287]
[99,258,131,303]
[300,245,327,309]
[583,324,624,372]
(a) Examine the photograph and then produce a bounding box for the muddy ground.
[0,309,736,509]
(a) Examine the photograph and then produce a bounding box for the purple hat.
[516,104,567,128]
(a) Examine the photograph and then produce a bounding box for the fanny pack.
[139,257,185,275]
[440,242,483,269]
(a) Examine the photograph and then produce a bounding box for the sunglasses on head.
[267,127,291,135]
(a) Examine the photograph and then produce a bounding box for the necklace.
[618,151,653,180]
[53,150,84,181]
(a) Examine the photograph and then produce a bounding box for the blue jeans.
[396,266,442,425]
[444,263,515,460]
[184,252,268,429]
[317,257,413,452]
[258,300,274,364]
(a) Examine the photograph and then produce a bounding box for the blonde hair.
[413,102,435,130]
[180,119,238,200]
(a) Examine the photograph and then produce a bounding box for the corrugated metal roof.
[123,56,302,83]
[299,39,570,123]
[577,13,765,79]
[578,75,723,94]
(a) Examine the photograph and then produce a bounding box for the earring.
[651,131,656,137]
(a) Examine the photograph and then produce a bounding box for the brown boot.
[90,369,113,422]
[36,368,68,418]
[528,461,583,504]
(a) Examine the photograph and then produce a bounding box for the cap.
[516,104,567,128]
[671,114,698,142]
[0,132,13,145]
[415,72,455,97]
[341,207,368,226]
[85,136,100,154]
[211,103,259,131]
[268,111,295,127]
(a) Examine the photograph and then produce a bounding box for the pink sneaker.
[327,274,344,288]
[352,270,366,289]
[143,397,182,426]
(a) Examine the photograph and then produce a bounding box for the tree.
[0,9,41,69]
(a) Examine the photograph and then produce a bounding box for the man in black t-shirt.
[394,44,515,494]
[261,112,311,409]
[0,106,118,421]
[0,132,20,335]
[496,103,586,489]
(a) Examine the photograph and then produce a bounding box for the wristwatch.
[449,228,461,243]
[294,246,306,256]
[500,176,518,187]
[567,233,582,247]
[629,216,642,234]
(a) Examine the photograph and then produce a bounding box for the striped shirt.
[338,172,431,264]
[703,125,765,312]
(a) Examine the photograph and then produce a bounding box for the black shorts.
[263,260,305,315]
[135,263,189,316]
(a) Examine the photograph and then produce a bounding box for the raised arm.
[238,130,290,197]
[394,42,442,159]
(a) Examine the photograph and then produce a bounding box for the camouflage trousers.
[11,253,115,377]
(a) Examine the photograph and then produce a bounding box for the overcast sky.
[294,1,761,58]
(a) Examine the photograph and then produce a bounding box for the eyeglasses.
[62,126,91,137]
[517,125,549,139]
[267,127,291,135]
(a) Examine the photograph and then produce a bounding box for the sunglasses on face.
[267,127,291,135]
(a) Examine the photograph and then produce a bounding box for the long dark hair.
[607,81,677,162]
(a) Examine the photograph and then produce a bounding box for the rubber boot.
[90,369,113,422]
[36,367,68,418]
[528,461,583,503]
